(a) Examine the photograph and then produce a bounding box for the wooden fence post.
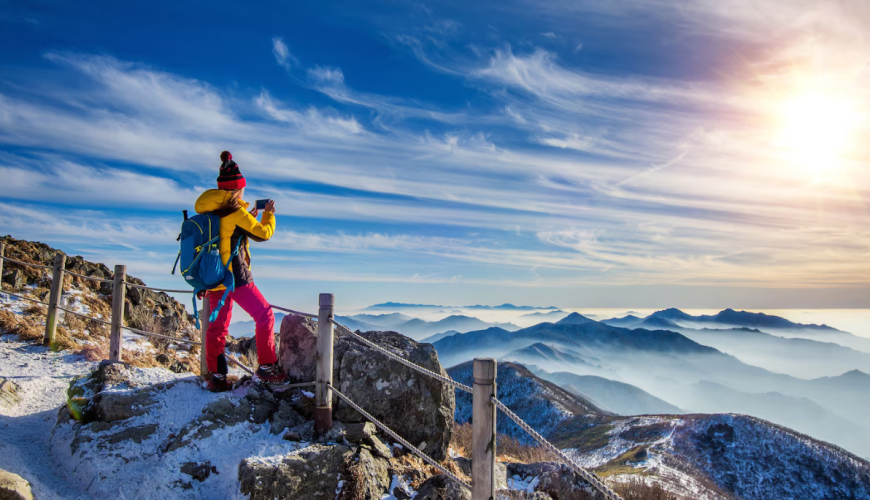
[315,293,335,435]
[109,265,126,362]
[44,253,66,347]
[472,358,497,500]
[200,298,210,375]
[0,242,5,285]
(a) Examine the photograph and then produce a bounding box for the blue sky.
[1,0,868,313]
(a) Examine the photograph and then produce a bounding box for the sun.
[776,92,861,176]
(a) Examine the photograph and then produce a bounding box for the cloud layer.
[1,0,868,309]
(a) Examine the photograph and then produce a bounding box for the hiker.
[194,151,285,391]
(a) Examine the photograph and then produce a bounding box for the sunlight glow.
[776,92,862,178]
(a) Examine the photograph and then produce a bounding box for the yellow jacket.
[194,189,276,290]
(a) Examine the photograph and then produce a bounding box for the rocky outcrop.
[238,442,393,500]
[507,462,603,499]
[0,469,33,500]
[276,315,455,461]
[1,236,195,336]
[414,475,472,500]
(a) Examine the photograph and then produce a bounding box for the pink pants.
[206,282,276,373]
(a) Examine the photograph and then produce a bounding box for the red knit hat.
[217,151,246,190]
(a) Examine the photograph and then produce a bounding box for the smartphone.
[255,199,270,210]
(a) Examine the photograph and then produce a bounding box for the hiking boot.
[207,373,232,392]
[255,363,288,384]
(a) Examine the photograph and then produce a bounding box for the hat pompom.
[220,150,232,162]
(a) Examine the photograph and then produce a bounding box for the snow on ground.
[0,335,96,499]
[569,416,672,468]
[0,292,31,315]
[51,374,310,499]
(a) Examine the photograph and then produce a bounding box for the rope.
[330,320,473,394]
[120,325,201,346]
[1,257,53,270]
[123,282,193,294]
[273,381,317,390]
[491,397,623,500]
[65,270,114,284]
[0,291,49,306]
[328,382,472,492]
[225,352,255,376]
[56,306,111,326]
[270,304,318,319]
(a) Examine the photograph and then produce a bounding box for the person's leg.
[232,282,277,365]
[206,290,234,373]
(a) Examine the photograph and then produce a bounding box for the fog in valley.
[307,304,870,460]
[229,304,870,457]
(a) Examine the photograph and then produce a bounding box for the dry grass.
[237,345,260,371]
[389,451,470,489]
[0,309,43,341]
[23,304,46,316]
[129,308,172,350]
[78,342,108,362]
[612,478,678,500]
[450,423,560,464]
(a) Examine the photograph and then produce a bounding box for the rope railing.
[329,382,472,492]
[276,381,317,390]
[64,269,114,284]
[270,304,318,319]
[1,256,53,270]
[120,325,202,347]
[224,352,255,376]
[0,290,50,307]
[491,396,623,500]
[56,305,110,325]
[330,319,473,394]
[123,281,193,294]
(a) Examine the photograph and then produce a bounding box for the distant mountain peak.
[555,312,593,325]
[650,308,692,320]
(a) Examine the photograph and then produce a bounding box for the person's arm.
[233,204,276,242]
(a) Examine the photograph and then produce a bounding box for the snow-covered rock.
[277,315,456,461]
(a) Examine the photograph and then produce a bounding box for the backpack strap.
[208,238,243,323]
[181,235,220,275]
[192,291,201,330]
[171,250,181,275]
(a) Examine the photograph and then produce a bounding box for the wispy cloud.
[2,0,869,305]
[271,37,298,70]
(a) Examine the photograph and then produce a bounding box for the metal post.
[44,253,66,347]
[200,298,210,375]
[109,265,126,362]
[315,293,335,435]
[472,358,497,500]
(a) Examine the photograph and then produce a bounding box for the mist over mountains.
[428,308,870,458]
[228,303,870,458]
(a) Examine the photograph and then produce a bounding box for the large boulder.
[238,443,391,500]
[277,315,318,381]
[0,469,33,500]
[413,475,472,500]
[276,315,455,460]
[1,268,26,290]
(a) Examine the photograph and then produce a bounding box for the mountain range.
[366,302,558,311]
[432,311,870,458]
[447,360,870,500]
[602,309,870,377]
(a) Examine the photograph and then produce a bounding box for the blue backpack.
[172,212,240,328]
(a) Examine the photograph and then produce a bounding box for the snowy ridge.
[448,361,605,445]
